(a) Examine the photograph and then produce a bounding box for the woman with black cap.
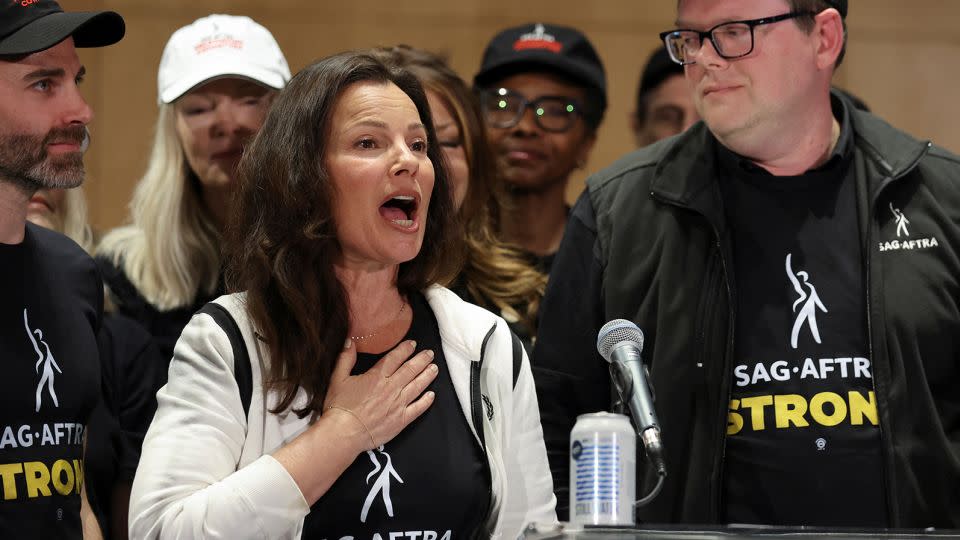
[473,22,607,274]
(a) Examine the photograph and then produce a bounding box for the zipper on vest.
[708,233,736,522]
[651,191,736,521]
[862,193,897,525]
[861,140,929,526]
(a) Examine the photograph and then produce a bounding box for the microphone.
[597,319,667,477]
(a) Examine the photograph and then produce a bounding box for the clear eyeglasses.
[479,88,583,133]
[659,11,814,65]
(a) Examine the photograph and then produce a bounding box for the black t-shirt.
[0,223,102,538]
[719,101,887,526]
[85,313,166,538]
[303,291,489,538]
[531,251,556,275]
[95,255,221,362]
[518,203,570,276]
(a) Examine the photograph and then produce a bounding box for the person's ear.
[813,9,844,70]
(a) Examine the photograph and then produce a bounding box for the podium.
[521,522,960,539]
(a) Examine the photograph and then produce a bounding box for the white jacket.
[129,285,557,539]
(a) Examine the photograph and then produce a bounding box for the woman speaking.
[129,51,556,539]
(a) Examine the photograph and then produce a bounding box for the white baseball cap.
[157,14,290,104]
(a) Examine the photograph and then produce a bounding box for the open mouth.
[379,195,419,229]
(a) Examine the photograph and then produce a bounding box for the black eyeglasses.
[659,11,815,65]
[479,88,583,133]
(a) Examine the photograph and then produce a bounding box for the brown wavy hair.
[224,51,463,418]
[370,45,547,336]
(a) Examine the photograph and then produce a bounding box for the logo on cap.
[513,23,561,53]
[194,33,243,54]
[191,21,243,54]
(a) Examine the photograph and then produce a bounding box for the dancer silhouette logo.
[785,254,828,350]
[23,309,62,412]
[890,203,910,238]
[360,445,403,523]
[878,203,939,252]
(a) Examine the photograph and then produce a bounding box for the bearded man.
[0,1,124,538]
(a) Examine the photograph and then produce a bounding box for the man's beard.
[0,125,88,191]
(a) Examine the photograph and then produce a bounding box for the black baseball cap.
[474,22,607,121]
[637,46,684,105]
[0,0,124,56]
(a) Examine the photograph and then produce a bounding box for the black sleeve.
[88,256,105,337]
[99,314,168,481]
[96,255,146,317]
[533,190,611,520]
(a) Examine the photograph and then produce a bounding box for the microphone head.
[597,319,644,363]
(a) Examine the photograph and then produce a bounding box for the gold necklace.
[350,300,407,342]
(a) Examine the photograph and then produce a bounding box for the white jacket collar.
[423,284,499,362]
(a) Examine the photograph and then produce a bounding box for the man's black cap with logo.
[474,22,607,128]
[637,46,683,104]
[0,0,124,56]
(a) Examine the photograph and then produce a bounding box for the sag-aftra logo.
[325,445,453,540]
[726,253,878,440]
[878,203,940,252]
[0,309,86,502]
[24,309,62,412]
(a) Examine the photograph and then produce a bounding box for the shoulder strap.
[198,302,252,417]
[511,330,523,389]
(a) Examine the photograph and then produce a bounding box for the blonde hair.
[96,104,221,310]
[51,186,94,253]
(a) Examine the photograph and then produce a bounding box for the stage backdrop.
[65,0,960,232]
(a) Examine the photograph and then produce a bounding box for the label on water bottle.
[569,412,636,526]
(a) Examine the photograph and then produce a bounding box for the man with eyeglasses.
[473,23,606,274]
[535,0,960,528]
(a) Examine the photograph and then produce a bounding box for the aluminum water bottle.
[569,412,636,526]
